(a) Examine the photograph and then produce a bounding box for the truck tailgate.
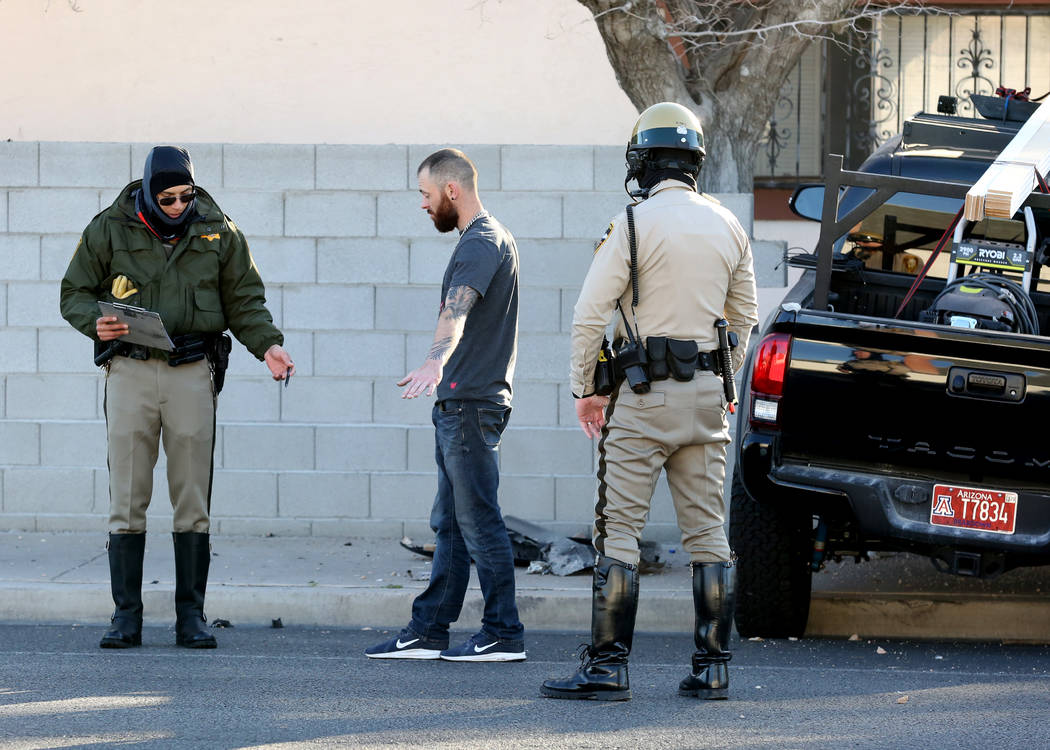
[778,311,1050,487]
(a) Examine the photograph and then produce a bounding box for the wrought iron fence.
[755,43,824,185]
[755,9,1050,184]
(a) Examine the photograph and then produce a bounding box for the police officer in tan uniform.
[542,103,758,701]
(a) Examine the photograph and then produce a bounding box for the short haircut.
[417,148,477,193]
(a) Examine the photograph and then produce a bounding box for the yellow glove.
[111,275,138,299]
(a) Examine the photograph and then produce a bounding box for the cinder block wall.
[0,142,786,540]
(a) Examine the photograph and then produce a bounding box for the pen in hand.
[284,367,292,388]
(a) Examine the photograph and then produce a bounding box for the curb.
[0,582,681,632]
[2,582,1048,643]
[806,592,1050,644]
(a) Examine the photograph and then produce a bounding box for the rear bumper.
[738,436,1050,560]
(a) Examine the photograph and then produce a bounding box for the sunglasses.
[157,191,196,206]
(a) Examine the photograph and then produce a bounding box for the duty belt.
[109,343,151,361]
[634,336,720,382]
[695,350,720,373]
[111,333,214,366]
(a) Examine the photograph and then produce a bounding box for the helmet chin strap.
[624,146,645,198]
[626,175,648,200]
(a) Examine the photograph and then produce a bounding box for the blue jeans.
[408,400,524,644]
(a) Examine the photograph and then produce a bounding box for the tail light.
[750,333,792,427]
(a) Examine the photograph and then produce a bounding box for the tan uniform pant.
[104,356,216,534]
[593,372,731,565]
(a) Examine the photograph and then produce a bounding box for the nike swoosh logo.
[474,642,498,653]
[396,638,419,649]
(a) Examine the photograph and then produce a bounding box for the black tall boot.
[679,560,736,699]
[173,532,217,649]
[541,556,639,701]
[100,532,146,649]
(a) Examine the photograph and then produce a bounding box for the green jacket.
[60,181,282,360]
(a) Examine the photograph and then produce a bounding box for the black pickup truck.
[730,102,1050,638]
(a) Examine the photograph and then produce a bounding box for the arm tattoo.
[427,336,453,362]
[425,286,477,365]
[444,285,479,320]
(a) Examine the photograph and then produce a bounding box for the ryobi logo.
[952,241,1029,271]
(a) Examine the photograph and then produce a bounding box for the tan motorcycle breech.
[104,355,216,534]
[593,373,732,565]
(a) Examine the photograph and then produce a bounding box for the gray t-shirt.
[436,213,518,405]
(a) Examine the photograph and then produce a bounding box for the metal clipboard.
[97,301,174,351]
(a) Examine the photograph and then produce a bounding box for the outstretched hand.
[398,359,442,399]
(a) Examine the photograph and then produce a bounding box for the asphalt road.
[1,625,1047,750]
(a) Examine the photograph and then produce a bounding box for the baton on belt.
[714,319,738,414]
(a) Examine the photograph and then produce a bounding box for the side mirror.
[789,184,825,222]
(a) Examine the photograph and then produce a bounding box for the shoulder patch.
[200,233,220,242]
[594,222,615,254]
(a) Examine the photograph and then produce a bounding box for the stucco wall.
[0,0,638,145]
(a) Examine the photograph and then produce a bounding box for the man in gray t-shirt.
[364,148,525,663]
[436,215,518,406]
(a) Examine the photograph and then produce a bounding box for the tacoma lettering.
[867,435,1048,470]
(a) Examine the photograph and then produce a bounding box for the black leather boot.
[541,556,639,701]
[99,532,146,648]
[679,560,736,699]
[173,532,217,649]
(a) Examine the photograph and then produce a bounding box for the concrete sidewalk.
[1,531,1048,643]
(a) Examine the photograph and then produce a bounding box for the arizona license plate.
[930,484,1018,534]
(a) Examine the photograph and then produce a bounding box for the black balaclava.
[639,166,697,193]
[134,146,197,241]
[636,147,699,196]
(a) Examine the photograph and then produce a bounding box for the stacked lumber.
[964,98,1050,221]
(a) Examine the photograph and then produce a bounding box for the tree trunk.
[579,0,858,193]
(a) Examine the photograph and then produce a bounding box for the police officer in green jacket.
[60,145,294,650]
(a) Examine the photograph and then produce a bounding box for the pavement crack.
[51,550,107,582]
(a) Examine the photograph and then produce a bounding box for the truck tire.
[729,469,813,638]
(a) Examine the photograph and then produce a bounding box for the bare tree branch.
[661,1,951,52]
[578,0,947,193]
[43,0,83,11]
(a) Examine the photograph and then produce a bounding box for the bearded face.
[428,190,459,234]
